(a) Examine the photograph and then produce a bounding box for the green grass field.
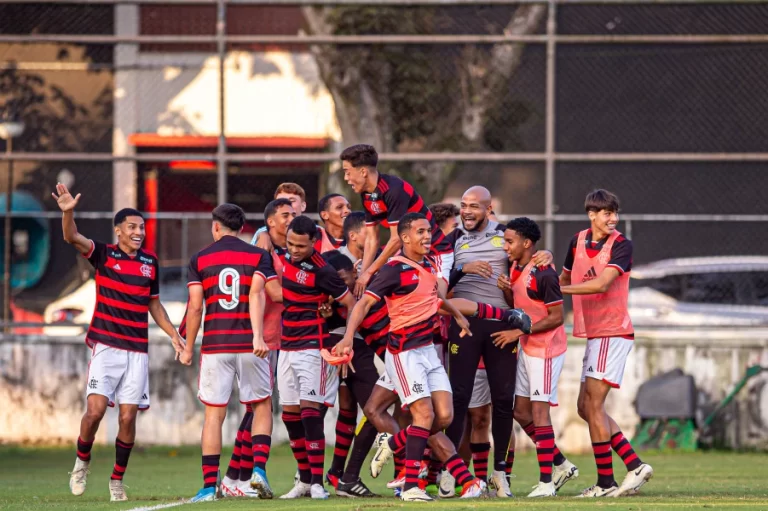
[2,444,767,510]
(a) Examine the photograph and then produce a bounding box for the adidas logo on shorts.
[308,390,317,396]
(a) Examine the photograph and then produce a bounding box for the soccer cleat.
[553,459,579,491]
[280,481,311,499]
[387,468,406,489]
[459,478,487,499]
[489,470,513,498]
[250,467,273,499]
[294,469,300,485]
[576,483,618,498]
[190,486,216,502]
[68,459,90,496]
[325,471,340,489]
[438,470,456,498]
[109,479,128,502]
[236,480,260,498]
[336,478,377,498]
[370,433,393,478]
[393,487,402,498]
[505,308,532,334]
[613,463,653,497]
[400,487,434,502]
[310,483,330,500]
[220,477,240,497]
[528,481,556,498]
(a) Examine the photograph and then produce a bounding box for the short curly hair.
[505,217,541,244]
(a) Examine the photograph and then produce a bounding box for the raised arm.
[53,183,92,254]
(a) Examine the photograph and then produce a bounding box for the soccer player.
[429,203,460,235]
[275,182,308,214]
[319,193,351,249]
[179,203,279,502]
[278,216,357,500]
[337,212,524,502]
[442,186,553,498]
[339,211,366,270]
[341,144,454,298]
[55,184,184,502]
[560,189,653,498]
[494,217,579,497]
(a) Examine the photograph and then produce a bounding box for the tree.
[303,5,546,205]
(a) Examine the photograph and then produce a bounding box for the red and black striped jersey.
[361,173,452,255]
[366,258,437,353]
[187,235,277,354]
[334,300,390,357]
[84,241,159,353]
[281,251,350,351]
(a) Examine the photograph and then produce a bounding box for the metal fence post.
[3,137,13,333]
[544,0,557,250]
[216,0,227,206]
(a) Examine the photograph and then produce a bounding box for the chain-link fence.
[2,0,768,332]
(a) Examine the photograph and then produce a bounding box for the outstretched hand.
[52,183,81,212]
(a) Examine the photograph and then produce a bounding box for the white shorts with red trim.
[385,345,452,407]
[86,342,149,409]
[469,368,491,408]
[515,350,565,405]
[375,370,397,392]
[277,349,339,407]
[580,337,634,388]
[199,352,272,406]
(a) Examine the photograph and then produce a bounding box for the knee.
[470,409,491,432]
[433,410,453,431]
[412,408,436,429]
[84,404,107,424]
[513,407,530,426]
[118,410,136,430]
[577,400,588,421]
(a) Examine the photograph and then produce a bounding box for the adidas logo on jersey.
[113,263,122,271]
[581,266,597,282]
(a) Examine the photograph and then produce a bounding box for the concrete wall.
[2,330,767,452]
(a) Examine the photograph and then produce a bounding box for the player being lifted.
[336,213,531,502]
[341,144,454,297]
[560,189,653,497]
[495,217,579,497]
[55,183,183,502]
[180,203,280,502]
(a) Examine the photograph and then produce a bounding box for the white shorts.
[376,370,397,393]
[515,350,566,406]
[199,352,273,407]
[278,350,339,407]
[86,343,149,409]
[469,368,492,408]
[385,345,452,407]
[580,337,634,388]
[430,251,454,284]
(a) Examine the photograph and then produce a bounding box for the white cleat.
[69,459,90,496]
[575,483,618,498]
[220,477,240,497]
[528,481,556,498]
[310,484,329,500]
[459,478,487,499]
[400,487,434,502]
[109,479,128,502]
[438,470,456,498]
[489,470,513,498]
[553,459,579,491]
[237,480,260,498]
[280,481,311,499]
[369,433,393,478]
[614,463,654,497]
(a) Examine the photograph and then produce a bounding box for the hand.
[179,350,193,365]
[354,271,372,299]
[462,261,493,279]
[338,358,356,379]
[491,329,522,349]
[454,313,472,338]
[318,301,333,319]
[497,274,511,292]
[253,336,269,358]
[255,231,274,252]
[52,183,81,212]
[332,335,354,358]
[531,249,553,268]
[170,333,186,360]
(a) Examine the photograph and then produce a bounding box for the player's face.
[286,230,314,262]
[350,226,367,251]
[342,160,367,194]
[460,193,491,231]
[401,218,432,256]
[503,229,528,262]
[323,196,351,228]
[268,205,296,237]
[337,269,357,291]
[276,192,306,214]
[115,216,145,252]
[440,216,459,235]
[589,208,619,238]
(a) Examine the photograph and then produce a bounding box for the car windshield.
[636,271,768,306]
